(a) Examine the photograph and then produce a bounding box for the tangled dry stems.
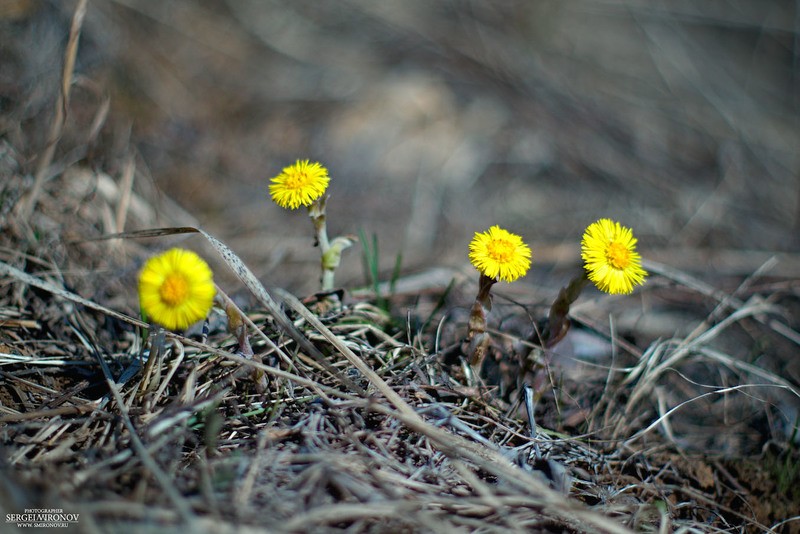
[1,158,799,533]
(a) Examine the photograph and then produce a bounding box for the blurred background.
[2,0,798,295]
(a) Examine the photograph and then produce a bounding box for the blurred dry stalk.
[16,0,87,221]
[1,1,800,533]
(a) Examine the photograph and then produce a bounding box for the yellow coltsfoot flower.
[469,225,532,283]
[269,159,330,209]
[581,218,647,295]
[138,248,215,331]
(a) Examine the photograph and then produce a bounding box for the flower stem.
[308,195,330,251]
[308,196,334,290]
[308,195,353,292]
[541,271,589,347]
[467,273,496,367]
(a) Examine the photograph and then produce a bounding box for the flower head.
[581,218,647,295]
[469,225,531,282]
[269,159,330,209]
[138,248,215,330]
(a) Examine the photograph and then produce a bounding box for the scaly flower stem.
[308,195,330,251]
[307,196,335,290]
[308,195,353,292]
[542,272,589,347]
[467,273,496,367]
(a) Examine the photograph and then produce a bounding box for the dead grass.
[2,2,800,533]
[2,153,799,533]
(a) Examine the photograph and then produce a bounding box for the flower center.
[160,273,190,306]
[285,171,310,190]
[606,242,631,269]
[487,239,515,263]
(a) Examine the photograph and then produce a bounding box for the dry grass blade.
[644,258,800,346]
[114,155,136,238]
[17,0,88,220]
[624,383,800,447]
[625,299,778,411]
[0,259,146,329]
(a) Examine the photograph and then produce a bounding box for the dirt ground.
[1,1,799,533]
